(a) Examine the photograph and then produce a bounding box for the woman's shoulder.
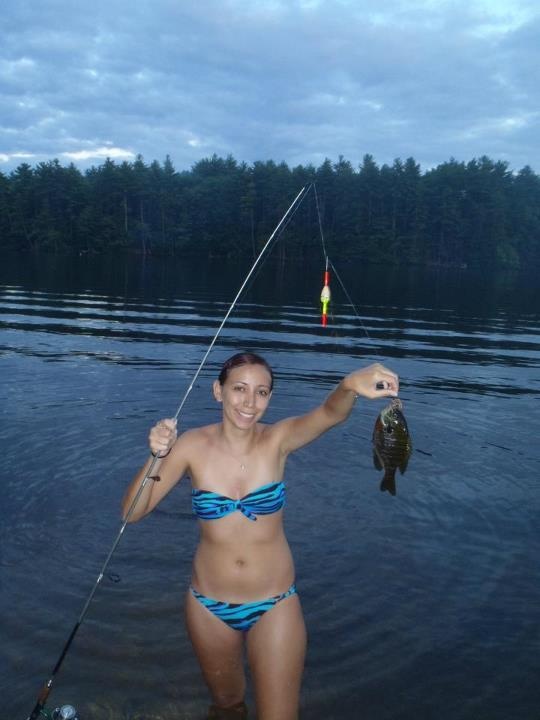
[178,423,220,445]
[257,419,288,448]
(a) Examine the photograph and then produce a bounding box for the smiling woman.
[214,354,273,433]
[121,351,399,720]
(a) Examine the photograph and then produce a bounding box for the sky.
[2,0,540,175]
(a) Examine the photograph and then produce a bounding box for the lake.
[1,251,539,720]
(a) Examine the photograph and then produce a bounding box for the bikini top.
[191,481,286,522]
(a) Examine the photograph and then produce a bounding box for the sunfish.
[372,398,412,496]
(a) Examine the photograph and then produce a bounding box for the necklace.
[220,433,254,472]
[227,456,247,471]
[223,445,249,471]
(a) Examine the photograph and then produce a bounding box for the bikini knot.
[234,501,257,521]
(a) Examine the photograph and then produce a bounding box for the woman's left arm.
[274,363,399,455]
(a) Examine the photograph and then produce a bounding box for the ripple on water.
[2,270,540,720]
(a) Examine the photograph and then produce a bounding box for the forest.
[1,152,539,268]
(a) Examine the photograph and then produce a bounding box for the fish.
[372,398,412,496]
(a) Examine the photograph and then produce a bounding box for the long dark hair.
[218,352,274,390]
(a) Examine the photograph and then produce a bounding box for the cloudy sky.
[2,0,539,175]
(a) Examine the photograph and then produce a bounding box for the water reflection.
[1,254,540,720]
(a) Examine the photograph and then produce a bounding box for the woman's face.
[214,363,273,429]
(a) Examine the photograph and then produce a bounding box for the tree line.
[1,153,539,267]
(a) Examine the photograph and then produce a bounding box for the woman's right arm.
[122,418,189,522]
[271,363,399,456]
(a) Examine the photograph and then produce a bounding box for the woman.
[122,352,399,720]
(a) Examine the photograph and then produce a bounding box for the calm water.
[1,253,539,720]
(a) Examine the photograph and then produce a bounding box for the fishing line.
[26,183,311,720]
[328,258,370,340]
[313,181,329,260]
[313,183,370,339]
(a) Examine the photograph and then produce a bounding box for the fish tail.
[380,468,397,496]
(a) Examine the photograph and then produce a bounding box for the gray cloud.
[1,0,539,173]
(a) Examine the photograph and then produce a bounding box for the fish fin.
[399,457,410,475]
[380,469,397,496]
[373,448,383,471]
[399,446,412,475]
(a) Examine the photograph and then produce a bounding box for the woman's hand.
[344,363,399,400]
[149,418,178,458]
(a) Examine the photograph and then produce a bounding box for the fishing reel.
[39,704,80,720]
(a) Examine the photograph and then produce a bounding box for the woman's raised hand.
[345,363,399,400]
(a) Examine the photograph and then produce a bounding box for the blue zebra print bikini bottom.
[190,583,297,632]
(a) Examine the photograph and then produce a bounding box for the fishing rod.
[172,183,312,420]
[26,183,312,720]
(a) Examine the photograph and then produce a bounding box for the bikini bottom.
[190,583,297,632]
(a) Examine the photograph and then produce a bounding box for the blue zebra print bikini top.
[192,481,286,522]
